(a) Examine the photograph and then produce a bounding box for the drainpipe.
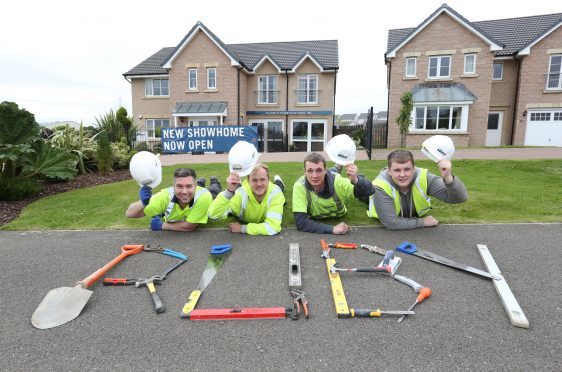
[510,56,522,145]
[333,69,337,128]
[237,67,241,126]
[285,70,289,152]
[385,60,391,149]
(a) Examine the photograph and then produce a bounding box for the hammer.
[135,275,165,313]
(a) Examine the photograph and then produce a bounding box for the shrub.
[111,141,132,170]
[351,128,366,148]
[0,176,42,201]
[96,131,113,174]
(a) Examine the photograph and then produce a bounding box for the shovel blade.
[31,286,93,329]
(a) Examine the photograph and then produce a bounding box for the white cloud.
[1,0,560,123]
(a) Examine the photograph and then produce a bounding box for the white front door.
[290,120,327,152]
[486,111,503,146]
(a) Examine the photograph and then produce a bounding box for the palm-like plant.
[49,122,98,174]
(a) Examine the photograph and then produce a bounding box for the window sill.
[296,103,320,107]
[256,103,280,107]
[543,89,562,94]
[403,76,418,80]
[408,130,468,134]
[186,89,199,93]
[461,74,478,78]
[204,89,218,93]
[143,96,169,99]
[425,78,453,82]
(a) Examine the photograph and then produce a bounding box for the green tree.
[116,107,133,147]
[396,91,413,148]
[95,130,113,175]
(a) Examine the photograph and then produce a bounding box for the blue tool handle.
[211,244,232,255]
[396,242,417,254]
[163,249,188,260]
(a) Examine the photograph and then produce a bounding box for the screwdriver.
[397,287,432,323]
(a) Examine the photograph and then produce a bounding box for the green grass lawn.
[3,159,561,230]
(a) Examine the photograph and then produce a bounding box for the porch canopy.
[412,83,476,103]
[173,101,228,124]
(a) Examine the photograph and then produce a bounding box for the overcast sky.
[1,0,560,125]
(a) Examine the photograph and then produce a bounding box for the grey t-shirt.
[373,167,468,230]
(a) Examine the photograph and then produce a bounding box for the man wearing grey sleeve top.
[367,150,467,230]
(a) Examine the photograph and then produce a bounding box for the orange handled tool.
[397,287,432,323]
[330,242,357,249]
[77,244,144,288]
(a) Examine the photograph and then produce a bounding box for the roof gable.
[386,4,503,59]
[252,55,283,73]
[162,22,241,69]
[290,53,325,72]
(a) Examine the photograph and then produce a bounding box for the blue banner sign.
[161,126,258,153]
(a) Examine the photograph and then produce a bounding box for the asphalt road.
[1,224,560,371]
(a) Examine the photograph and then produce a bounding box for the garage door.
[524,110,562,146]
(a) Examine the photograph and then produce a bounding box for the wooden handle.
[78,245,144,288]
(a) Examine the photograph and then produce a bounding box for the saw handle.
[180,290,201,317]
[396,242,417,254]
[78,244,144,288]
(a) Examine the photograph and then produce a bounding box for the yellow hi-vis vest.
[292,174,353,219]
[367,168,431,219]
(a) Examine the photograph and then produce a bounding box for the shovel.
[31,244,144,329]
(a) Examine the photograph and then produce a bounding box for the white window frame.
[207,67,216,90]
[188,68,198,90]
[290,119,327,152]
[144,79,169,97]
[428,56,451,79]
[492,62,503,80]
[297,74,318,104]
[405,57,417,77]
[411,104,469,132]
[546,55,562,90]
[146,119,170,138]
[464,54,476,75]
[258,75,278,104]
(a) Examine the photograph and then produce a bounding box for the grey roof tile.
[339,114,357,120]
[124,23,338,76]
[123,47,175,76]
[174,101,228,114]
[412,82,476,103]
[387,6,562,57]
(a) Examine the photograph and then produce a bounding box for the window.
[530,112,551,121]
[547,55,562,90]
[414,105,463,130]
[493,62,503,80]
[464,54,476,74]
[188,68,197,90]
[297,74,318,104]
[428,56,451,79]
[258,75,278,104]
[406,58,417,77]
[554,112,562,121]
[146,119,170,138]
[144,79,169,96]
[207,67,216,90]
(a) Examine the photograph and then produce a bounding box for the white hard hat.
[325,134,356,165]
[129,151,162,188]
[228,141,260,177]
[421,135,455,161]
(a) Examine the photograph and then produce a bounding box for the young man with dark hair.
[126,168,218,232]
[368,150,467,230]
[292,152,373,235]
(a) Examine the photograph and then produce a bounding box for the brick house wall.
[130,78,170,129]
[388,12,496,148]
[513,25,562,145]
[490,59,518,145]
[169,31,240,125]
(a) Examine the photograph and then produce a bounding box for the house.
[123,22,339,153]
[338,113,358,125]
[385,4,562,147]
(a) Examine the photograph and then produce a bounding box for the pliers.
[144,245,188,260]
[290,289,309,320]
